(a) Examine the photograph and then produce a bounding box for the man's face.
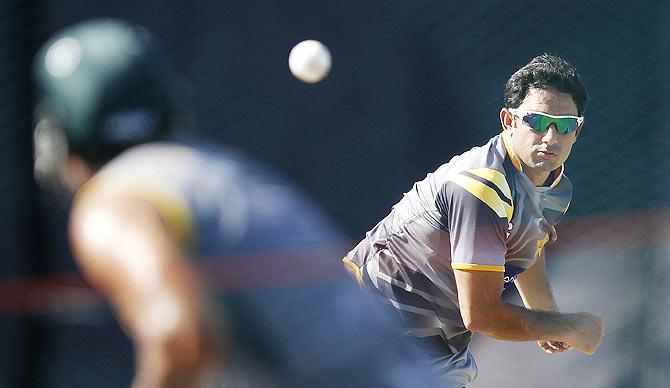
[502,88,580,184]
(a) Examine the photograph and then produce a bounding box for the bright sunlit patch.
[82,209,115,246]
[45,37,82,78]
[146,298,181,336]
[82,208,160,287]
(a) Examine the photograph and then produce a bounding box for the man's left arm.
[514,249,572,354]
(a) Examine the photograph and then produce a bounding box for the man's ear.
[574,124,583,140]
[500,108,514,132]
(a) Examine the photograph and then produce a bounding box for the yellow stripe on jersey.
[448,173,513,222]
[466,168,512,203]
[536,233,550,258]
[342,257,364,286]
[549,164,565,188]
[130,190,195,247]
[501,133,523,171]
[452,263,505,272]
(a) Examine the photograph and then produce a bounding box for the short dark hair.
[504,54,588,116]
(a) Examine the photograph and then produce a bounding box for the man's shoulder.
[449,134,507,172]
[431,134,511,186]
[434,134,515,221]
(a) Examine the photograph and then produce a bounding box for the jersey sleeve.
[436,168,514,272]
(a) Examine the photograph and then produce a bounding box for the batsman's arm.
[454,268,604,355]
[69,195,218,388]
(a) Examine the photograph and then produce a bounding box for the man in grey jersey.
[33,19,438,388]
[345,54,605,386]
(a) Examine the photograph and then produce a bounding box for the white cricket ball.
[288,40,332,83]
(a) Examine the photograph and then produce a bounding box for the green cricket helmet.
[33,18,176,169]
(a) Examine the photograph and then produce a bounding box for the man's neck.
[523,166,551,187]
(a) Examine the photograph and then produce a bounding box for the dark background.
[1,1,669,387]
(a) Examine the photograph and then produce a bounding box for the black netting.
[2,1,669,387]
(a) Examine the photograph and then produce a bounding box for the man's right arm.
[69,195,219,388]
[454,269,604,355]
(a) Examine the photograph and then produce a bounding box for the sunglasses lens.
[523,114,546,132]
[553,118,579,134]
[523,114,578,134]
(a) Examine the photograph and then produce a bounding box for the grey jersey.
[346,133,572,356]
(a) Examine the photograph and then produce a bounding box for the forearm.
[118,261,207,343]
[455,267,604,354]
[515,252,558,311]
[515,272,558,312]
[469,302,581,343]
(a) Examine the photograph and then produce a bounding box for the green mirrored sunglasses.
[508,108,584,135]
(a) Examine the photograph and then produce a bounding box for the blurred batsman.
[32,19,439,388]
[344,54,605,386]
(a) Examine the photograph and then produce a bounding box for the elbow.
[142,312,218,370]
[461,309,494,333]
[462,316,483,333]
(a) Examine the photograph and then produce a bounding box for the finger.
[539,221,558,243]
[546,345,565,353]
[548,225,557,242]
[538,342,556,354]
[544,341,570,353]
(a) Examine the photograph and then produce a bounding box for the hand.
[568,312,605,355]
[539,220,557,243]
[538,339,572,354]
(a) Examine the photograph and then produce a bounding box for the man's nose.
[542,124,560,144]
